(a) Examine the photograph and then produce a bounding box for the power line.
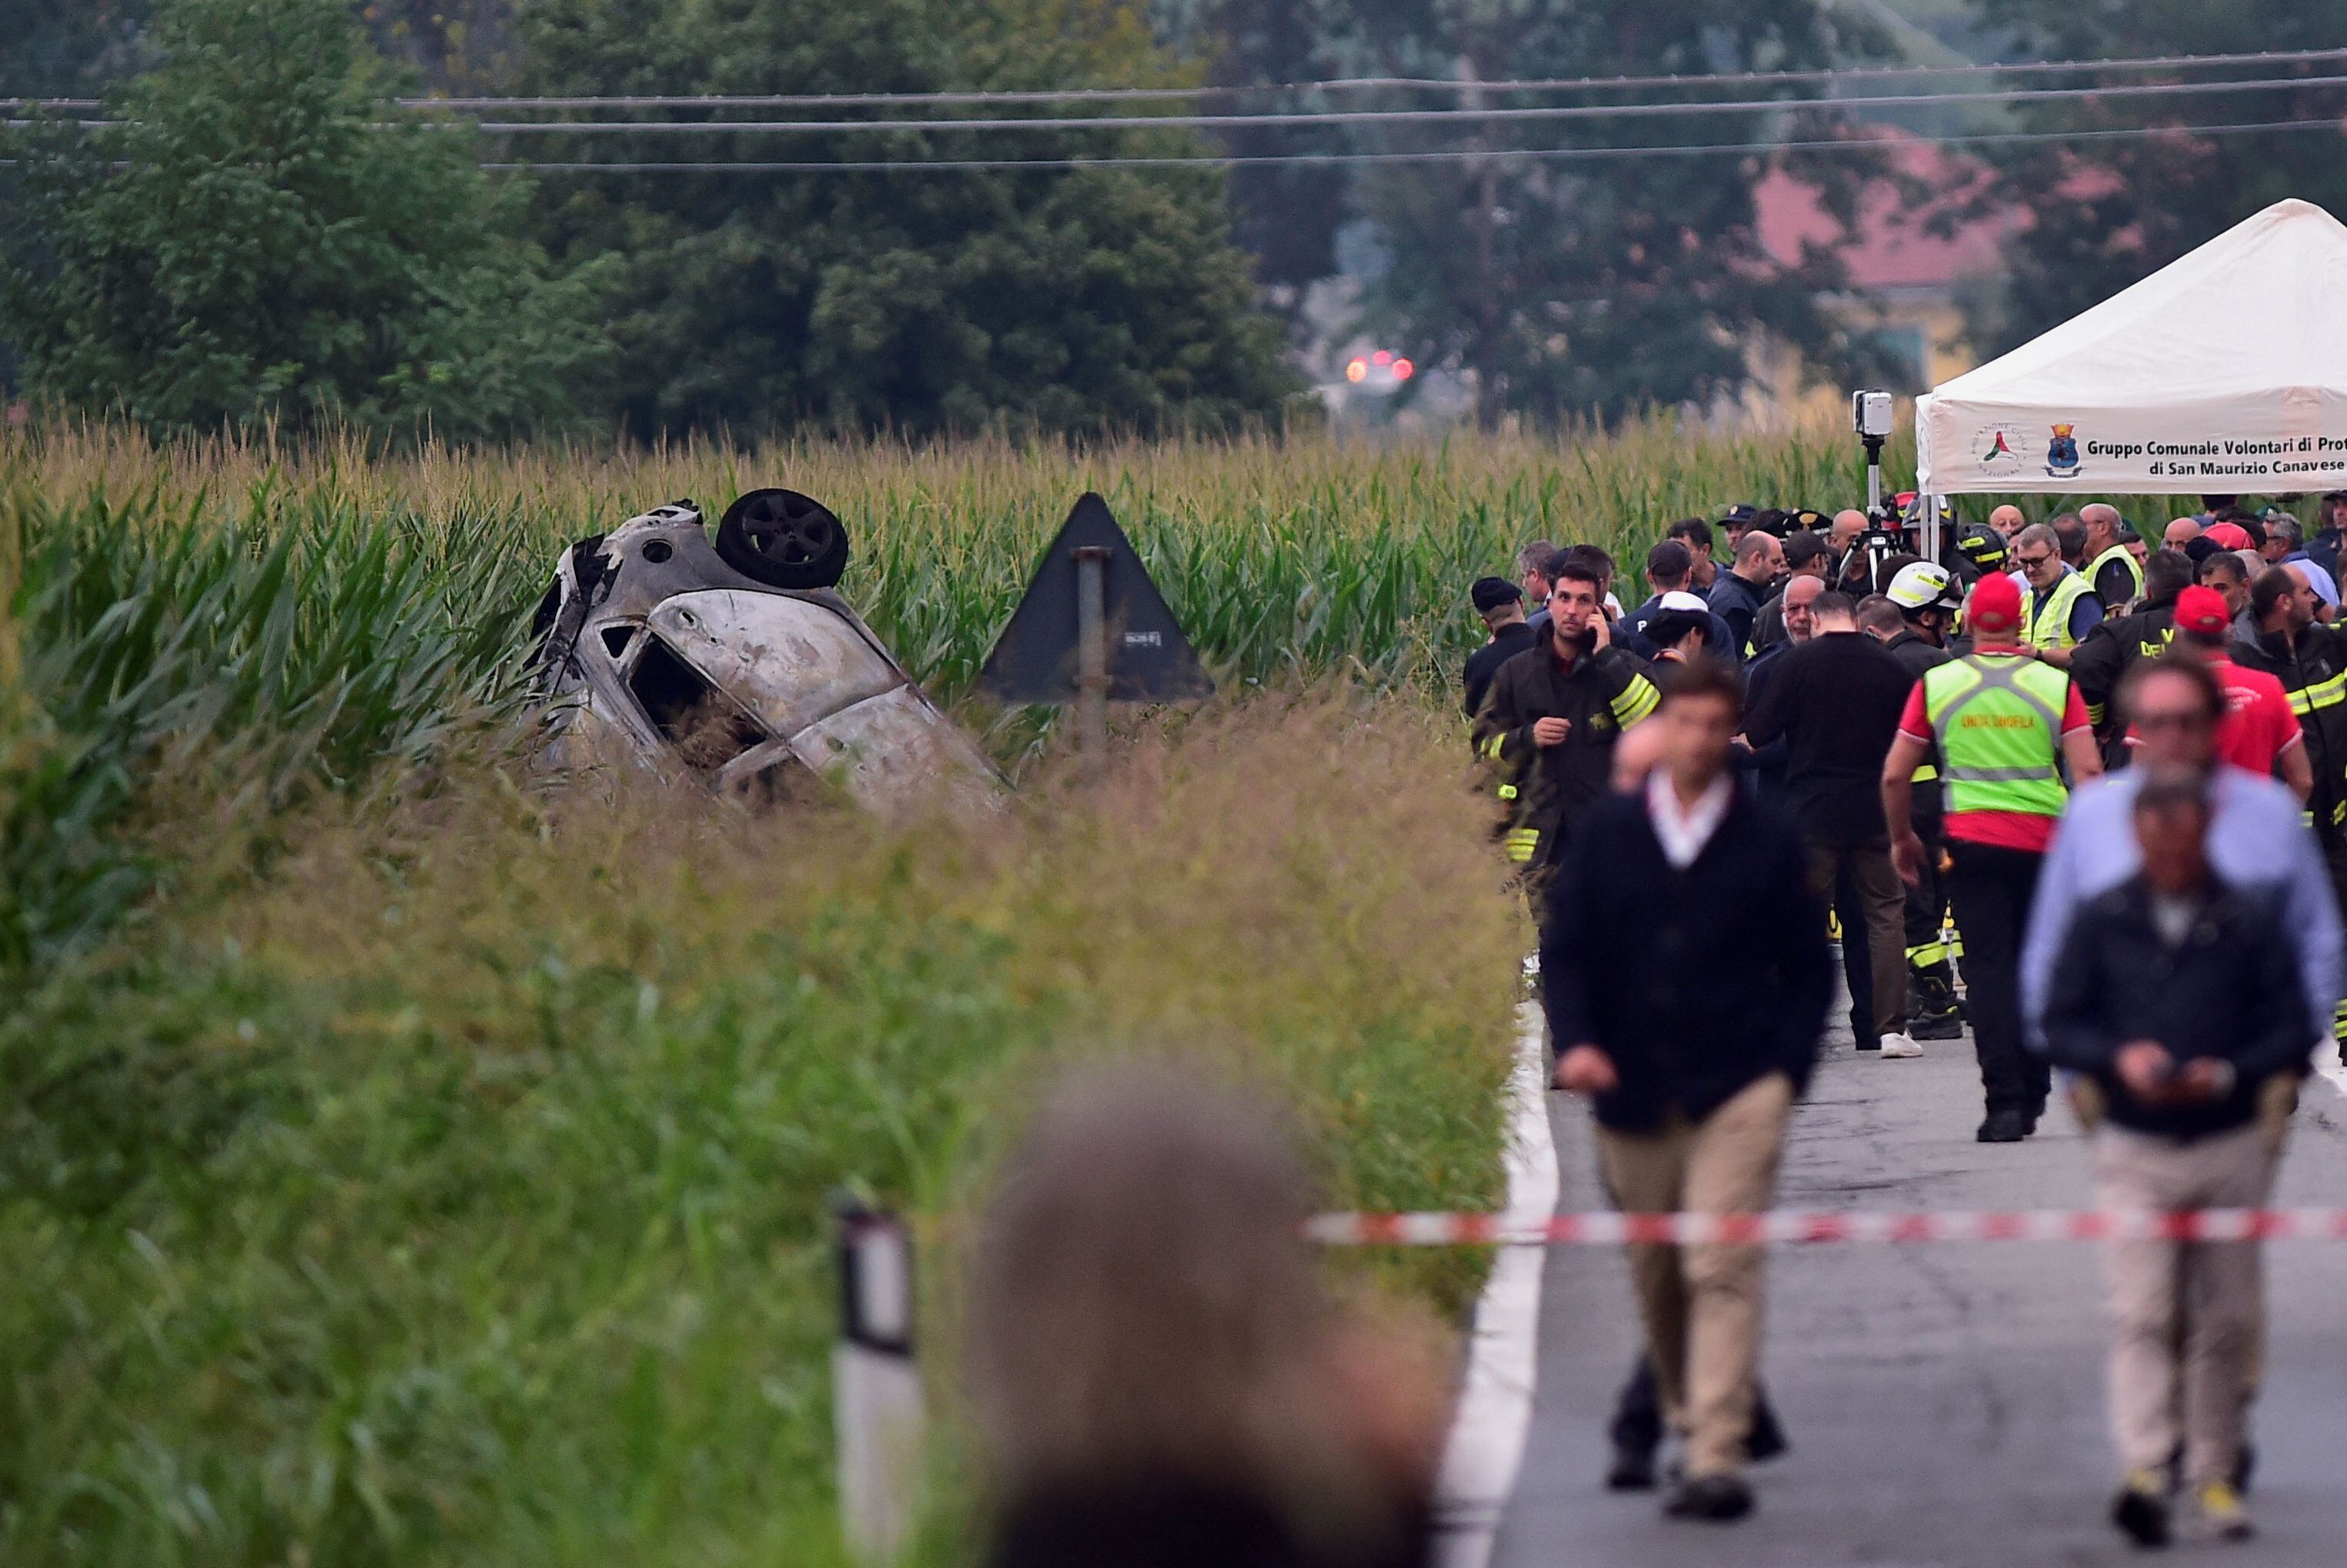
[10,44,2347,115]
[451,72,2347,136]
[488,115,2347,174]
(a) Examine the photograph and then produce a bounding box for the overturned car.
[531,490,1004,816]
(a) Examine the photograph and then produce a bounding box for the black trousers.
[1831,861,1875,1047]
[1901,804,1948,971]
[1943,840,2052,1117]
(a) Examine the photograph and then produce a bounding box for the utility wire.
[10,44,2347,115]
[449,72,2346,135]
[487,114,2347,174]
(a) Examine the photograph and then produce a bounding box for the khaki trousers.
[2096,1122,2278,1484]
[1595,1072,1793,1477]
[1806,840,1909,1045]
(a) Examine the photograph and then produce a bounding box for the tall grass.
[0,697,1520,1568]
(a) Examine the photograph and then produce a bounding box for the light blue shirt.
[2021,766,2344,1053]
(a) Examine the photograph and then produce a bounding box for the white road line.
[1432,1000,1560,1568]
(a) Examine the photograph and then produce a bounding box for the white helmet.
[1886,561,1962,614]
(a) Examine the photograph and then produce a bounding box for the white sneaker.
[1876,1032,1926,1059]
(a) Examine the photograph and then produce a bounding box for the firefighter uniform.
[2069,600,2179,767]
[1879,624,1957,1036]
[1473,628,1660,875]
[2231,621,2347,1045]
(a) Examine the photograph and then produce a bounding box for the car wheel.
[716,488,850,590]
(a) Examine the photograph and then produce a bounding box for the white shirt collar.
[1646,770,1734,870]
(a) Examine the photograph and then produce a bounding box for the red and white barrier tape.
[1308,1208,2347,1247]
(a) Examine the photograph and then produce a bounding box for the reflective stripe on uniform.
[1906,940,1949,968]
[1496,784,1519,801]
[1480,733,1507,761]
[2287,671,2347,716]
[1913,763,1939,782]
[1503,828,1540,864]
[1610,674,1661,727]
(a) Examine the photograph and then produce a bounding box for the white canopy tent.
[1916,198,2347,498]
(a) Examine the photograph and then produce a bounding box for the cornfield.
[0,414,1935,1567]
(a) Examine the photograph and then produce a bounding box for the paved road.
[1490,1017,2347,1566]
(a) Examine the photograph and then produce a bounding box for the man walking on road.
[1744,591,1926,1058]
[1474,561,1661,879]
[1883,573,2102,1142]
[1546,659,1833,1524]
[2038,767,2311,1547]
[2023,655,2342,1074]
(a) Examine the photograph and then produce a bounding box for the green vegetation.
[15,414,2194,1566]
[0,0,611,439]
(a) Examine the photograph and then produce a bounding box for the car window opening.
[626,636,771,769]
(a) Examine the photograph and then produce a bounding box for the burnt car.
[531,489,1004,816]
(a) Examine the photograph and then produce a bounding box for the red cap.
[2202,521,2255,551]
[1966,571,2023,634]
[2175,584,2231,637]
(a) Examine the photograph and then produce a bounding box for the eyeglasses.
[2015,551,2054,568]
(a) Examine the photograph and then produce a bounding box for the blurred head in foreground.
[971,1068,1436,1568]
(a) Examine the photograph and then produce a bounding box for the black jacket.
[2231,621,2347,820]
[1461,621,1536,719]
[1543,786,1833,1131]
[2069,600,2178,764]
[2040,874,2312,1140]
[1740,631,1918,847]
[1879,629,1949,814]
[1472,629,1660,868]
[1705,571,1771,661]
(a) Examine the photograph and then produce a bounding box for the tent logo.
[2046,423,2083,478]
[1973,424,2023,474]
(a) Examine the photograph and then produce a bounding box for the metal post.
[1074,545,1110,768]
[834,1198,922,1562]
[1863,434,1886,518]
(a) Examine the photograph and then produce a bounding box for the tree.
[0,0,611,438]
[1962,1,2347,354]
[509,0,1298,437]
[1348,0,1897,428]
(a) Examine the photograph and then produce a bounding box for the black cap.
[1471,576,1524,612]
[1719,502,1759,527]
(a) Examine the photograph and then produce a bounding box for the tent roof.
[1917,198,2347,493]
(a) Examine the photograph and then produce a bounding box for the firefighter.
[1473,559,1662,881]
[2069,548,2192,767]
[2230,563,2347,1052]
[1872,563,1963,1040]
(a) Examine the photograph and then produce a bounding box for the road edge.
[1431,1000,1560,1568]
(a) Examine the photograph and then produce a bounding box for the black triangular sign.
[977,493,1214,704]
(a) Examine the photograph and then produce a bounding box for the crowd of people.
[1463,490,2347,1544]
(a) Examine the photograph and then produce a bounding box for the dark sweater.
[1543,786,1833,1132]
[2039,874,2312,1140]
[1739,631,1919,847]
[1462,621,1536,718]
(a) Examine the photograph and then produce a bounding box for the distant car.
[531,491,1004,817]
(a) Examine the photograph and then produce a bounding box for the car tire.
[715,488,850,590]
